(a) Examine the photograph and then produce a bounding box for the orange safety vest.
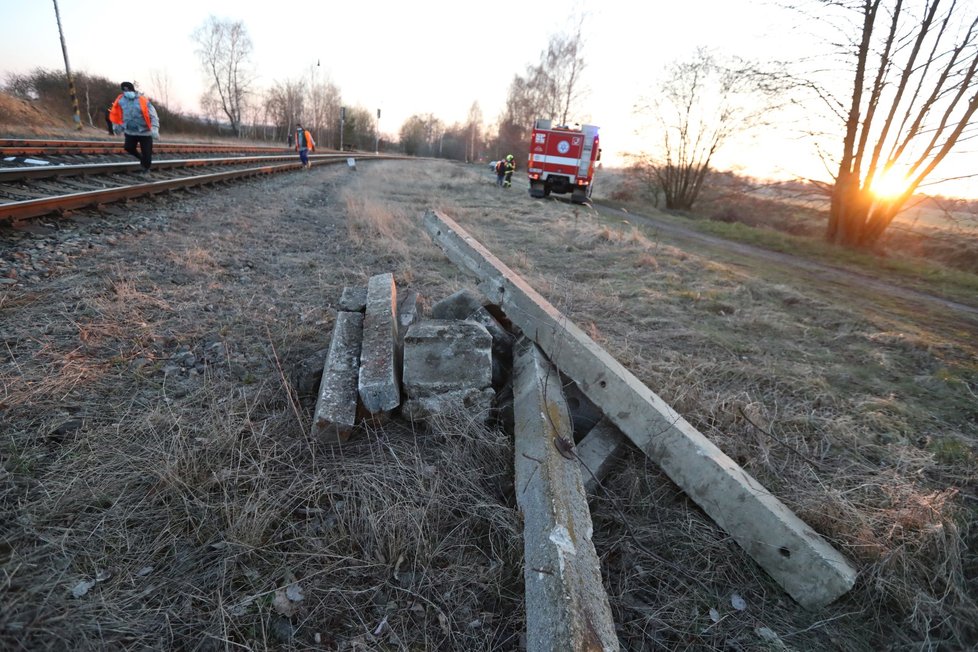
[295,128,315,151]
[109,94,153,130]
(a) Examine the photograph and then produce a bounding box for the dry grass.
[2,159,977,650]
[399,162,978,649]
[1,165,521,649]
[2,377,520,649]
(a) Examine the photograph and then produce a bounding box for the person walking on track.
[295,123,316,169]
[109,81,159,173]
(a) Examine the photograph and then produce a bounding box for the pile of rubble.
[293,209,859,651]
[307,272,520,441]
[302,271,627,650]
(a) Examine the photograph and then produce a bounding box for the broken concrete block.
[465,306,515,388]
[339,286,367,312]
[397,289,422,341]
[576,418,629,493]
[312,311,363,442]
[402,387,495,422]
[467,306,514,352]
[429,289,514,387]
[430,288,485,320]
[401,319,495,422]
[560,374,604,441]
[402,319,492,396]
[512,338,619,651]
[358,273,401,414]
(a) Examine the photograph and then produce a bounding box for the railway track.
[0,137,287,159]
[0,138,389,224]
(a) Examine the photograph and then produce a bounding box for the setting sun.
[870,168,913,201]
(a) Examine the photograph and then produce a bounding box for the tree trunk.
[821,0,978,250]
[827,180,902,249]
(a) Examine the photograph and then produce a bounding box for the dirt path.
[592,201,978,322]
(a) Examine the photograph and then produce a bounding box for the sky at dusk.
[1,0,975,198]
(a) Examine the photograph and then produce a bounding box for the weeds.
[1,160,976,649]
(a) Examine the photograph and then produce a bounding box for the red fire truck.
[526,119,600,203]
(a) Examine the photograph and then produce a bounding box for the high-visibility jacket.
[109,93,158,137]
[295,128,316,151]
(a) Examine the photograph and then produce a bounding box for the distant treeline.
[3,69,503,160]
[4,68,271,140]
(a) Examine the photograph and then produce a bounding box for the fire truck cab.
[526,119,600,203]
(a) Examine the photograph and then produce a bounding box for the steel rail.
[0,138,289,156]
[0,137,287,148]
[0,153,351,182]
[0,156,369,225]
[1,145,289,156]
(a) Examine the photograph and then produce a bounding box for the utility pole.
[339,106,345,153]
[52,0,82,131]
[375,108,380,154]
[313,60,320,142]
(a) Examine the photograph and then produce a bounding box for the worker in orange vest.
[109,81,159,173]
[295,123,316,169]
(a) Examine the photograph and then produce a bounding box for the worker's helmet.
[506,154,514,160]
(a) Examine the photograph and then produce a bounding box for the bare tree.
[265,77,340,149]
[265,79,305,142]
[807,0,978,248]
[399,114,443,156]
[501,78,535,137]
[541,18,587,126]
[438,121,470,161]
[400,115,425,156]
[341,106,378,151]
[192,16,254,136]
[307,74,341,149]
[634,49,785,211]
[148,69,173,110]
[497,21,588,159]
[466,101,483,162]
